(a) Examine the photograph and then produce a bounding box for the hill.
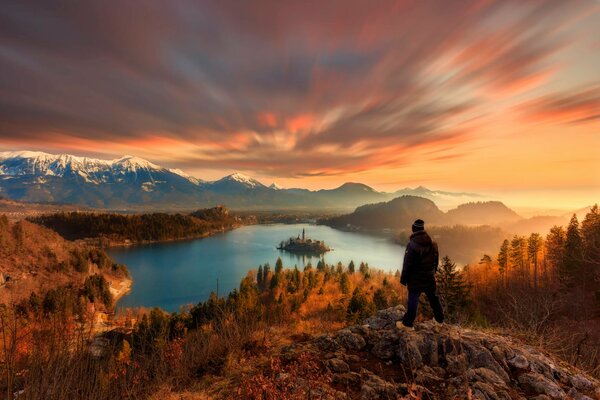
[27,206,241,245]
[323,197,525,231]
[324,195,446,230]
[445,201,522,225]
[0,216,129,307]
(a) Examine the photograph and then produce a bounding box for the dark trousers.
[402,289,444,327]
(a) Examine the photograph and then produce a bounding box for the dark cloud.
[0,0,597,176]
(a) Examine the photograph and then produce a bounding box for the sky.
[0,0,599,209]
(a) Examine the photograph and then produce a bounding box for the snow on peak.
[169,168,201,185]
[112,155,161,170]
[269,182,282,190]
[0,150,202,185]
[216,172,265,188]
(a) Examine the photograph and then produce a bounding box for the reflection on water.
[109,223,405,312]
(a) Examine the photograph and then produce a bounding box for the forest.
[27,206,240,244]
[0,205,598,399]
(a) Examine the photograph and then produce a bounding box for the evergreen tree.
[527,233,543,290]
[359,262,369,278]
[545,225,566,281]
[581,205,600,286]
[257,264,264,288]
[373,288,388,310]
[275,257,283,274]
[346,287,375,322]
[509,235,527,285]
[561,214,583,287]
[436,256,472,322]
[339,272,350,295]
[348,260,355,274]
[270,272,279,290]
[497,239,509,287]
[317,259,325,271]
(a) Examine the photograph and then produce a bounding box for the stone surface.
[282,307,600,399]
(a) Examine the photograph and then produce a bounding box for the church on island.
[277,228,331,254]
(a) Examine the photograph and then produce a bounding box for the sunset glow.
[0,0,599,209]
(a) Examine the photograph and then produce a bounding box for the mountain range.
[323,195,527,229]
[0,151,484,210]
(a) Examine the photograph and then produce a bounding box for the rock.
[467,367,509,387]
[363,305,405,329]
[315,334,339,352]
[471,381,511,400]
[396,335,423,369]
[332,372,361,387]
[267,307,600,400]
[570,374,595,392]
[326,358,350,373]
[509,354,530,370]
[518,372,566,400]
[567,387,594,400]
[464,344,510,382]
[370,331,399,360]
[360,373,398,400]
[336,329,366,351]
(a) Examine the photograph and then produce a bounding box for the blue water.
[108,224,405,312]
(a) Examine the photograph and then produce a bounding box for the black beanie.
[412,219,425,232]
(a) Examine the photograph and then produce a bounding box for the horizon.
[1,1,599,210]
[0,148,596,212]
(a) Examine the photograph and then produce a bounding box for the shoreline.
[81,223,245,249]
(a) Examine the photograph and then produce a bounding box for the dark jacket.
[400,230,439,292]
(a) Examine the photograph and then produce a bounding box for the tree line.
[28,206,238,243]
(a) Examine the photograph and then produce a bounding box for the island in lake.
[277,228,331,254]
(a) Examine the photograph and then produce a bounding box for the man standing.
[399,219,444,328]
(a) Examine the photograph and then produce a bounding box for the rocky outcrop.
[282,305,600,400]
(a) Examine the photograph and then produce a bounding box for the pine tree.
[509,235,527,286]
[348,260,355,274]
[581,205,600,286]
[339,272,350,295]
[346,287,375,322]
[270,272,279,290]
[317,259,325,271]
[527,233,543,290]
[545,226,566,281]
[275,257,283,274]
[436,256,472,322]
[561,214,583,287]
[497,239,509,287]
[373,288,388,310]
[257,264,264,288]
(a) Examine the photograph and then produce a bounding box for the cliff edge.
[266,306,600,400]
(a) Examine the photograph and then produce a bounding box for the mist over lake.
[109,223,405,312]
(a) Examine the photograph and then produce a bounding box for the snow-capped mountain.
[0,150,485,210]
[0,151,200,186]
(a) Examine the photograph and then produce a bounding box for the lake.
[109,223,405,312]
